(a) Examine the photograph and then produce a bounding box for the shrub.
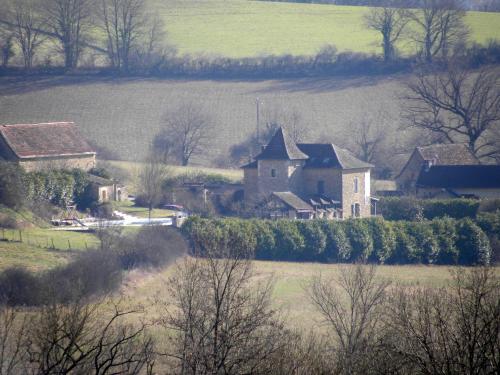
[345,219,373,262]
[320,221,352,262]
[456,218,491,266]
[297,221,327,261]
[252,219,276,260]
[45,249,122,303]
[378,197,424,221]
[117,226,187,269]
[389,222,418,264]
[366,218,396,264]
[422,199,480,220]
[0,267,41,305]
[0,162,25,209]
[271,220,305,261]
[431,218,459,264]
[379,197,482,221]
[407,222,439,264]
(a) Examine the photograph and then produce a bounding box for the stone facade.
[242,127,373,219]
[17,154,96,172]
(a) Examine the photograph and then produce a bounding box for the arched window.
[271,169,276,178]
[354,177,359,193]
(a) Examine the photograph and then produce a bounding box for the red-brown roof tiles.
[0,122,95,159]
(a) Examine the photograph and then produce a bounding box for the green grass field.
[107,160,243,194]
[122,258,494,330]
[0,228,99,271]
[152,0,500,58]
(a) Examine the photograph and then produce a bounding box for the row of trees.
[1,230,498,374]
[0,0,496,71]
[182,216,495,265]
[0,0,165,70]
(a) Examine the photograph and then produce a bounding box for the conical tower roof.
[256,127,308,160]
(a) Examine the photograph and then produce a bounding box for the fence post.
[19,230,22,243]
[51,238,55,249]
[68,239,71,250]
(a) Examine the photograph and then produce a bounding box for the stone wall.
[243,168,259,202]
[257,160,304,198]
[302,168,343,201]
[18,154,96,172]
[342,169,371,218]
[396,150,423,193]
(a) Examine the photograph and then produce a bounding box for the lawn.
[106,160,243,194]
[112,200,176,218]
[152,0,500,58]
[0,228,99,271]
[121,258,490,330]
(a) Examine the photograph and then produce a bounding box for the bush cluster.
[0,226,187,306]
[378,197,489,221]
[182,216,493,266]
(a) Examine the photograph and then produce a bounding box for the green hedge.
[181,216,492,266]
[378,197,483,221]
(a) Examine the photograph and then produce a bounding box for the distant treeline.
[258,0,500,12]
[1,40,499,79]
[181,213,500,266]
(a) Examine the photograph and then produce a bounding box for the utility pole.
[255,98,260,145]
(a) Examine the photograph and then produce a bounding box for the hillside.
[0,74,408,167]
[153,0,500,58]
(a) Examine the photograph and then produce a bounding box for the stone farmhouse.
[0,122,126,203]
[242,127,374,219]
[416,165,500,199]
[0,122,96,172]
[396,144,480,193]
[396,143,500,199]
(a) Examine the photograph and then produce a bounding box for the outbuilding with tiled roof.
[0,122,96,171]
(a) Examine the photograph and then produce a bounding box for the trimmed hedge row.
[182,216,494,266]
[378,197,500,221]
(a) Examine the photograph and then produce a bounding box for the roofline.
[395,148,420,180]
[0,121,76,128]
[16,152,97,159]
[0,122,95,159]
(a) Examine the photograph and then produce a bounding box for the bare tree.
[347,112,389,164]
[99,0,159,72]
[43,0,94,68]
[160,103,214,166]
[0,305,28,375]
[157,243,289,374]
[8,0,46,69]
[408,0,469,63]
[364,3,410,62]
[386,267,500,375]
[24,298,155,374]
[403,65,500,160]
[139,151,171,220]
[0,24,15,67]
[263,106,309,143]
[309,264,390,375]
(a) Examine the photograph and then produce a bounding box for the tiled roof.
[416,144,480,165]
[297,143,373,170]
[256,127,308,160]
[416,165,500,189]
[0,122,95,159]
[272,192,314,211]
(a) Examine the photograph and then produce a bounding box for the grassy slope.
[155,0,500,58]
[123,258,498,330]
[0,228,99,271]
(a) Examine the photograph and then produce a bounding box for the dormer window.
[271,169,276,178]
[354,177,359,193]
